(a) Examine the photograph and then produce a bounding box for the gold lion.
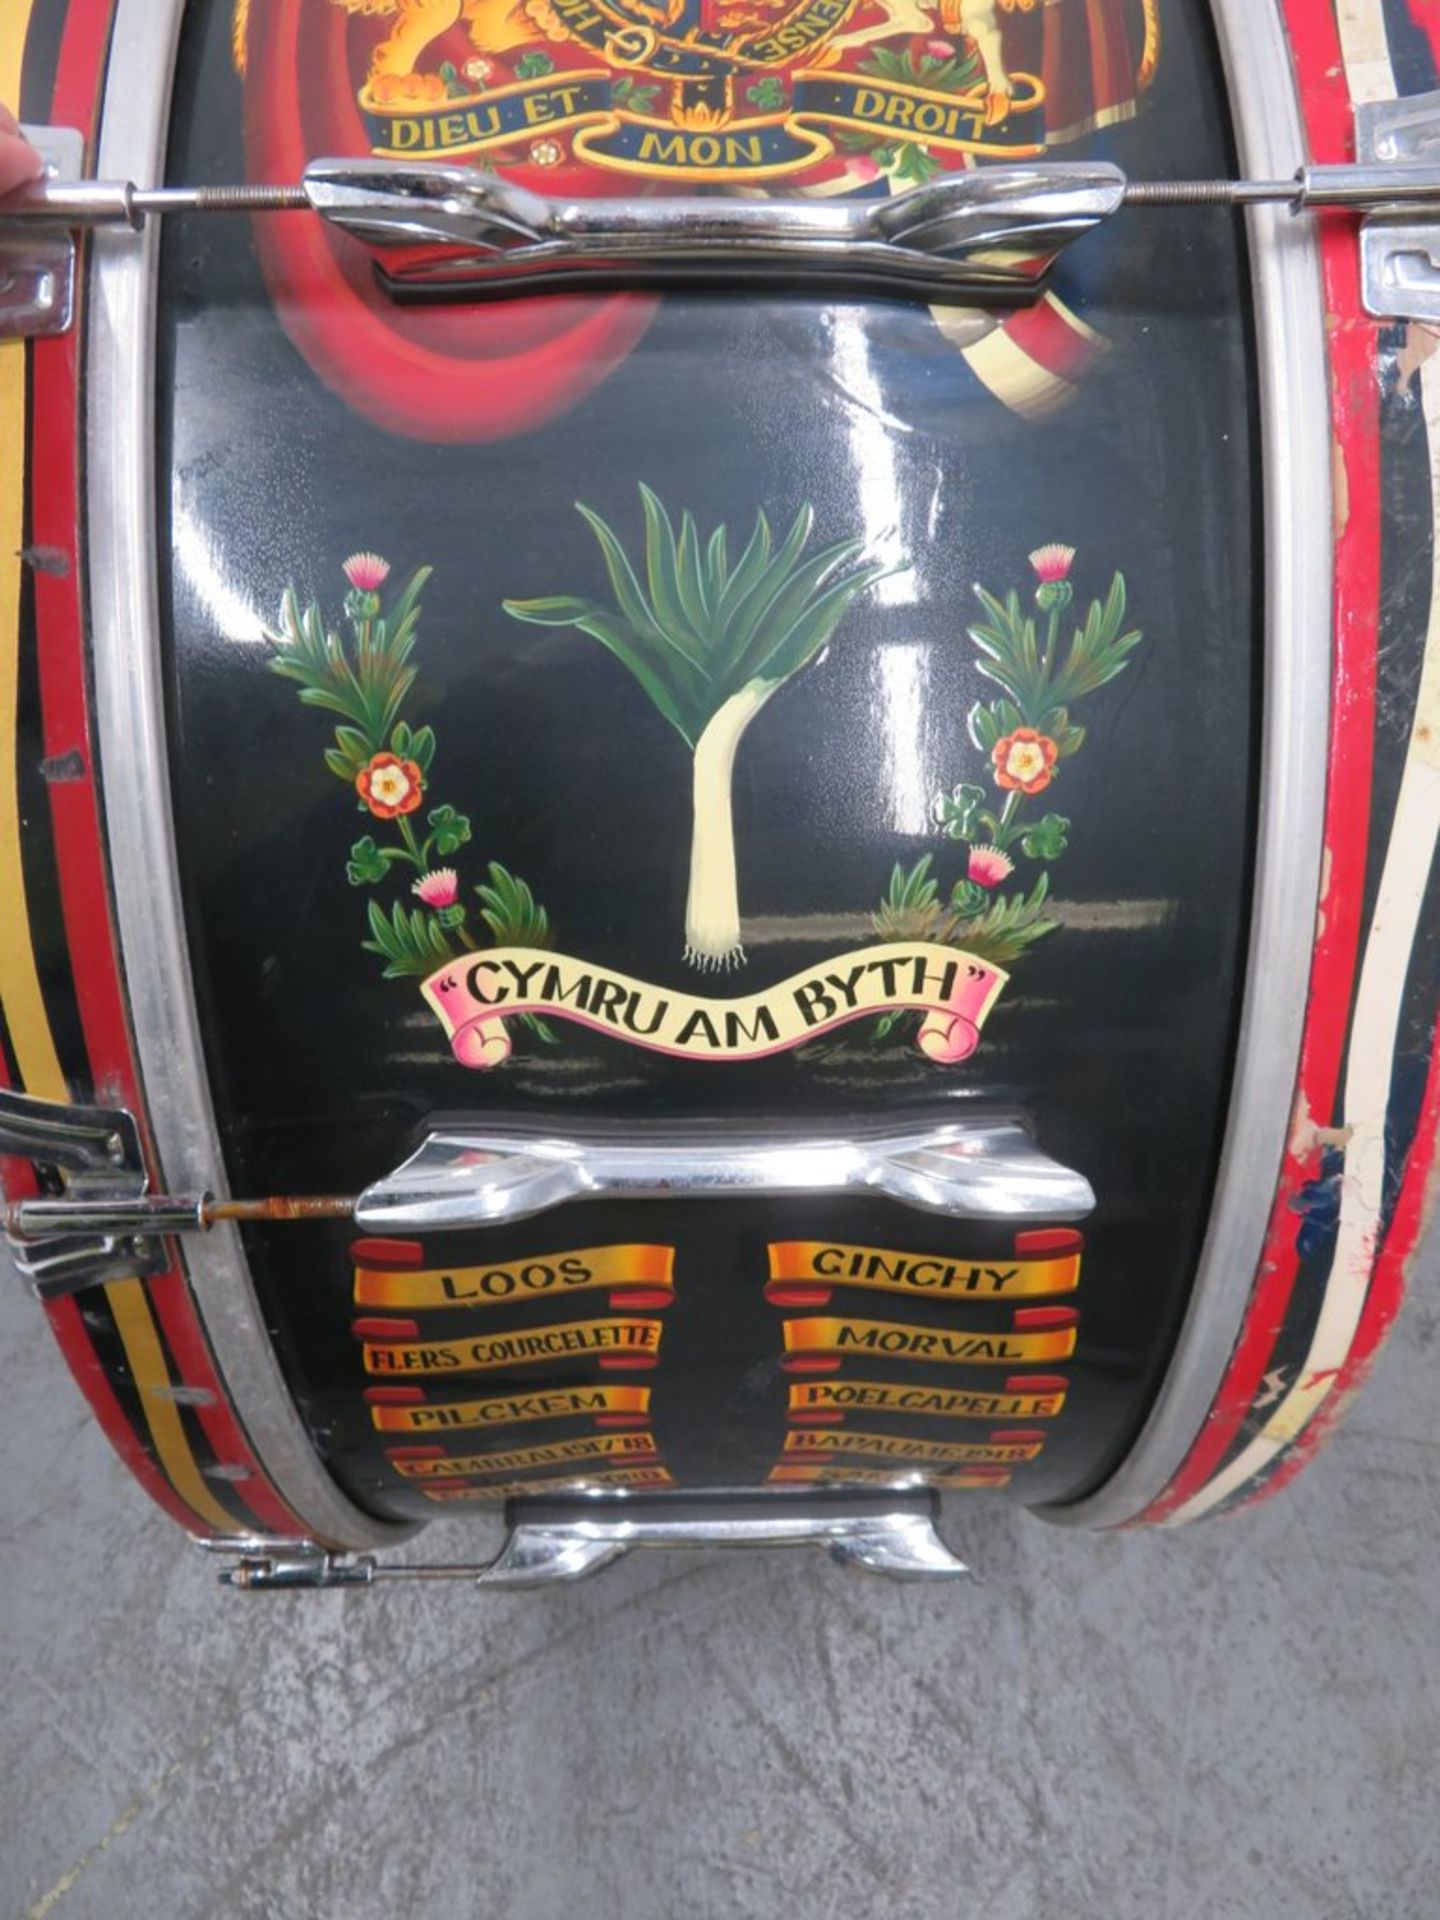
[233,0,552,86]
[304,0,572,104]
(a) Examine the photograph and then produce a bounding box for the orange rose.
[357,752,424,819]
[992,728,1058,796]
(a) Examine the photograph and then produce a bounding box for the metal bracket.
[356,1116,1095,1235]
[0,1086,178,1296]
[199,1537,380,1590]
[1358,91,1440,321]
[199,1491,971,1590]
[3,1101,1092,1262]
[305,157,1125,305]
[0,126,83,339]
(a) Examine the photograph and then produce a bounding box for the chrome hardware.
[0,1085,142,1179]
[9,1193,206,1239]
[3,1098,1092,1268]
[356,1117,1095,1235]
[0,1093,361,1290]
[200,1492,970,1590]
[303,158,1125,303]
[4,94,1440,328]
[1356,92,1440,322]
[2,1215,182,1300]
[472,1494,970,1583]
[0,1087,180,1296]
[201,1537,381,1590]
[0,125,83,338]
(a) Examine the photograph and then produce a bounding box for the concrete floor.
[2,1260,1437,1920]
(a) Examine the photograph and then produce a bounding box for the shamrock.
[746,77,786,109]
[932,782,987,843]
[515,51,555,78]
[1020,812,1071,862]
[346,836,389,887]
[427,804,473,856]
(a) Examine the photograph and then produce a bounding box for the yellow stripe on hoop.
[0,0,65,1105]
[104,1283,241,1532]
[0,3,236,1534]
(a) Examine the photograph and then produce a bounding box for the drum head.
[140,0,1252,1522]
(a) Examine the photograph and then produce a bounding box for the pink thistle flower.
[412,868,459,909]
[967,845,1015,889]
[343,552,391,593]
[925,37,956,56]
[850,156,881,184]
[1028,543,1075,585]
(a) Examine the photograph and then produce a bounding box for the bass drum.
[3,0,1437,1581]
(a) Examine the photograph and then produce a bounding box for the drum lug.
[198,1493,970,1591]
[5,1227,167,1297]
[1356,91,1440,322]
[472,1492,971,1585]
[303,158,1126,306]
[0,1086,175,1297]
[357,1116,1095,1234]
[0,126,83,340]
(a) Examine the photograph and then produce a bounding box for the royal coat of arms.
[238,0,1158,188]
[233,1,1159,436]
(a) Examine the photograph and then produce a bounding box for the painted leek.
[504,487,885,969]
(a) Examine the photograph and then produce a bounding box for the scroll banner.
[423,942,1006,1070]
[363,1315,663,1376]
[783,1313,1077,1367]
[370,1384,651,1434]
[425,1466,674,1502]
[782,1428,1043,1466]
[355,1244,674,1311]
[789,1378,1067,1421]
[363,69,1043,180]
[769,1463,1011,1490]
[392,1431,660,1479]
[766,1239,1081,1305]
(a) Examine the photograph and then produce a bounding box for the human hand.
[0,105,44,196]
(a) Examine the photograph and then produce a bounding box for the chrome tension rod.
[197,1492,973,1589]
[4,91,1440,327]
[0,1088,1091,1298]
[3,163,1440,224]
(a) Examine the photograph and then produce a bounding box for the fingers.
[0,108,44,195]
[0,134,44,194]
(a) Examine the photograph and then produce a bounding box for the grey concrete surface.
[2,1262,1437,1920]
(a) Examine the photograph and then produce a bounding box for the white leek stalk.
[684,681,776,968]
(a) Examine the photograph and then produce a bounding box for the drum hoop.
[1044,0,1333,1525]
[87,0,412,1551]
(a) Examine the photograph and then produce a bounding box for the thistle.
[505,486,885,969]
[880,546,1147,977]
